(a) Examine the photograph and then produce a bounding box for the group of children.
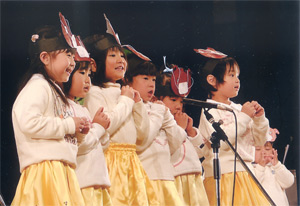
[11,13,294,206]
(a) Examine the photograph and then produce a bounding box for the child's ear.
[207,75,217,88]
[90,58,97,73]
[39,51,50,65]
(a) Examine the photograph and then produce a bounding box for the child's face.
[162,96,183,115]
[215,64,240,100]
[46,51,76,83]
[105,48,127,83]
[263,142,273,162]
[68,68,91,100]
[255,146,264,163]
[130,75,156,102]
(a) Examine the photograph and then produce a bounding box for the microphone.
[183,98,233,112]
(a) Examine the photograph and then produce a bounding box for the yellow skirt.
[204,171,270,206]
[150,179,183,206]
[11,160,84,206]
[174,173,209,206]
[81,186,112,206]
[105,143,159,206]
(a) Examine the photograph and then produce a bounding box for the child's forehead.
[226,63,240,74]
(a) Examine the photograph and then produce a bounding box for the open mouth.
[83,86,90,92]
[66,68,73,75]
[148,90,154,96]
[115,66,124,71]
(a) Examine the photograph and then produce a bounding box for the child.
[155,61,209,206]
[124,48,188,206]
[83,31,158,205]
[61,13,113,206]
[196,47,270,205]
[11,22,86,205]
[254,129,294,206]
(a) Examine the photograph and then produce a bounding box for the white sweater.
[171,128,204,176]
[12,74,77,172]
[138,102,186,180]
[84,83,149,150]
[68,100,111,188]
[253,162,294,206]
[198,99,269,178]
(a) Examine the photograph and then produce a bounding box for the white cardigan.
[69,100,111,188]
[253,162,294,206]
[12,74,77,172]
[198,99,269,178]
[138,102,186,180]
[84,83,149,151]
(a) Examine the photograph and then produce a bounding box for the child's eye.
[144,77,149,80]
[152,78,156,82]
[79,71,85,75]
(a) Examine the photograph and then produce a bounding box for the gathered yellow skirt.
[105,143,159,206]
[150,179,183,206]
[174,173,209,206]
[204,171,270,206]
[11,160,84,206]
[81,186,112,206]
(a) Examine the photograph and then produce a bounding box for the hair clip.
[194,47,227,59]
[31,34,39,43]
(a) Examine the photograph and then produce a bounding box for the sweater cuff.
[238,111,252,124]
[253,113,267,123]
[119,95,135,107]
[64,116,76,135]
[92,123,106,139]
[272,161,282,170]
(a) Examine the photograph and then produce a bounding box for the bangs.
[226,59,240,74]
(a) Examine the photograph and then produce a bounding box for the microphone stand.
[203,109,276,206]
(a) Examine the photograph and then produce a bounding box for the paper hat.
[59,12,90,62]
[194,47,227,73]
[29,25,75,57]
[123,44,151,72]
[156,56,193,98]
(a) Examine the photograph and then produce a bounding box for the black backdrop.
[1,1,299,204]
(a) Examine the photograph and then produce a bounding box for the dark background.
[1,1,299,204]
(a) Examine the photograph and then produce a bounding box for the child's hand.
[81,117,90,134]
[241,101,257,118]
[269,128,279,142]
[174,112,188,130]
[93,107,110,129]
[251,101,265,117]
[186,116,197,137]
[133,89,142,103]
[270,148,279,166]
[73,117,87,134]
[257,149,267,167]
[121,85,135,100]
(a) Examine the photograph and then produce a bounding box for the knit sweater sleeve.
[162,109,187,154]
[132,100,150,147]
[84,86,134,136]
[13,78,75,139]
[251,114,269,146]
[200,108,252,145]
[136,102,165,152]
[77,123,107,155]
[273,161,295,189]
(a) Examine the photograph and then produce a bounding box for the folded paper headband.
[194,47,227,74]
[161,56,193,98]
[59,12,90,62]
